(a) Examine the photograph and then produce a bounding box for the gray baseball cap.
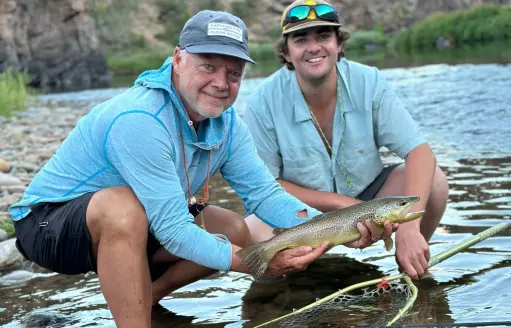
[179,10,256,64]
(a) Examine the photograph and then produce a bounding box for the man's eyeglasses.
[283,4,338,26]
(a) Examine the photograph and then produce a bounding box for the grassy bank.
[0,69,33,118]
[346,30,388,52]
[107,43,284,78]
[106,47,173,76]
[393,5,511,52]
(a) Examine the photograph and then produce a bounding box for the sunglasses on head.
[284,4,338,26]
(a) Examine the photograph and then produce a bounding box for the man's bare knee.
[431,166,449,202]
[199,206,251,248]
[226,216,251,248]
[87,186,148,243]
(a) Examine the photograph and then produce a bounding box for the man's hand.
[395,229,430,280]
[264,241,329,276]
[344,220,399,249]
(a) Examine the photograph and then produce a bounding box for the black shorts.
[356,164,400,201]
[13,192,208,281]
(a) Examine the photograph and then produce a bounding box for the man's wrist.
[230,245,250,274]
[397,221,421,234]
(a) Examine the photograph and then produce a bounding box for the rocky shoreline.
[0,100,93,277]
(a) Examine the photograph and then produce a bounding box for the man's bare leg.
[151,205,252,305]
[86,186,152,328]
[244,215,276,244]
[376,164,449,241]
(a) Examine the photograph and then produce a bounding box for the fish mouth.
[398,196,420,217]
[392,197,425,223]
[404,209,426,222]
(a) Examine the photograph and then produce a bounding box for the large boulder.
[0,238,30,273]
[0,0,110,93]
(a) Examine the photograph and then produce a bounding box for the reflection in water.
[1,62,511,327]
[240,256,385,326]
[239,257,454,327]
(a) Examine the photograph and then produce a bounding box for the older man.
[10,10,392,328]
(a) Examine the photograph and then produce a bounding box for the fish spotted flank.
[236,196,425,278]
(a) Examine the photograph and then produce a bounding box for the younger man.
[244,0,449,280]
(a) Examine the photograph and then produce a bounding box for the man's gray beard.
[194,106,224,119]
[179,82,224,119]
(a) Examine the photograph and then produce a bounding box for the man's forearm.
[401,143,436,230]
[277,179,360,212]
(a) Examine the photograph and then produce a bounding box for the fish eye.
[399,199,408,206]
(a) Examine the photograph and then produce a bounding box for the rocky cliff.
[0,0,110,93]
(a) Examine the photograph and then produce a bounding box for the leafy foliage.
[0,219,14,238]
[0,69,35,118]
[393,5,511,51]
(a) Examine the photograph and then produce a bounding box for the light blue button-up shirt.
[243,58,426,198]
[10,57,321,272]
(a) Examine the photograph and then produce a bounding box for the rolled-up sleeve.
[221,117,321,228]
[105,112,233,271]
[243,95,282,179]
[373,73,427,158]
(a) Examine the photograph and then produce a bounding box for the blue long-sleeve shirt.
[9,57,321,272]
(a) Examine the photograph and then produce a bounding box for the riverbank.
[0,100,93,274]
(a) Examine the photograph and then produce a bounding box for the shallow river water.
[1,61,511,327]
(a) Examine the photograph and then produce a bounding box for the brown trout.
[236,196,425,278]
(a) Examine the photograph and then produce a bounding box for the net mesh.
[262,280,414,327]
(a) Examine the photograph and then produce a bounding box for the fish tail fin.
[235,242,277,279]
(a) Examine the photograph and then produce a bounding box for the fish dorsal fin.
[273,228,289,235]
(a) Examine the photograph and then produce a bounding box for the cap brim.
[185,44,256,64]
[283,21,342,35]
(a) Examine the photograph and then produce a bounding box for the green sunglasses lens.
[288,5,311,22]
[314,4,337,20]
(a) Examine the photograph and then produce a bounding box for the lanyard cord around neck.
[174,108,211,228]
[304,71,352,191]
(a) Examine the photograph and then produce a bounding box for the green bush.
[268,25,282,40]
[0,219,14,238]
[346,30,388,52]
[249,43,278,61]
[0,69,33,118]
[393,5,511,51]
